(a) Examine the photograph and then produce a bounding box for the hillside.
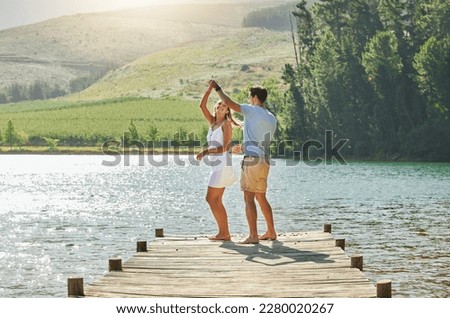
[0,25,295,146]
[73,28,295,100]
[0,0,298,149]
[0,0,294,91]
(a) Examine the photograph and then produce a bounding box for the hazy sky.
[0,0,219,30]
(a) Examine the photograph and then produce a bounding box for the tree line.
[0,82,66,104]
[271,0,449,161]
[0,66,113,104]
[242,2,295,31]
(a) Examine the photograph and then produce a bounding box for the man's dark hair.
[249,86,268,103]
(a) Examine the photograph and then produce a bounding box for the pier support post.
[67,277,84,297]
[351,254,363,271]
[335,239,345,250]
[324,224,332,233]
[137,241,148,252]
[377,280,392,298]
[155,228,164,238]
[109,258,123,271]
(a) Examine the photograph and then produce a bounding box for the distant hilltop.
[0,0,292,30]
[0,0,295,93]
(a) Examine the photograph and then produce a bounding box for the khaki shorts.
[240,156,270,193]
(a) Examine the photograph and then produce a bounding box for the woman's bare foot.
[209,234,231,241]
[239,236,259,244]
[259,232,277,240]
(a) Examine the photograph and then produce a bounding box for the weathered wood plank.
[84,232,377,298]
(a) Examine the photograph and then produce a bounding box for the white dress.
[206,123,237,188]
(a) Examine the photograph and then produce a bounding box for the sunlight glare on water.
[0,155,449,297]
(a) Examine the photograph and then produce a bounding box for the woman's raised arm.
[199,85,215,125]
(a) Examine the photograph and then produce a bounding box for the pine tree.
[10,84,23,103]
[5,120,18,150]
[0,93,7,104]
[313,0,350,42]
[292,0,315,61]
[147,125,159,142]
[413,36,450,115]
[362,31,403,149]
[414,0,450,45]
[29,81,45,100]
[346,0,383,55]
[128,120,140,141]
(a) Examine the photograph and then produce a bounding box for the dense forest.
[267,0,449,161]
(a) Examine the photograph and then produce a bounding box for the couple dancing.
[196,80,277,244]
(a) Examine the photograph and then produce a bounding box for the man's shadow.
[219,240,334,266]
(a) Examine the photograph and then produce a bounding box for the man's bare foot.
[209,234,231,241]
[259,232,277,240]
[239,237,259,244]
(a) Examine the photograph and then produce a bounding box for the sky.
[0,0,220,30]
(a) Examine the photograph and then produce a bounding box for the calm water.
[0,155,449,298]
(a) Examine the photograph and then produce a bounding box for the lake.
[0,155,449,297]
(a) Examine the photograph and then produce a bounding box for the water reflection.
[0,155,449,297]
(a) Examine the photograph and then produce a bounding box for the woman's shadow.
[219,240,334,266]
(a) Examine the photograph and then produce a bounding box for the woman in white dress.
[196,83,240,241]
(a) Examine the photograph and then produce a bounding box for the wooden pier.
[70,225,392,298]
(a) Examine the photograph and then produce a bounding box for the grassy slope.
[73,28,295,100]
[0,27,295,146]
[0,0,293,90]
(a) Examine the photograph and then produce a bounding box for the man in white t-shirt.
[209,80,277,244]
